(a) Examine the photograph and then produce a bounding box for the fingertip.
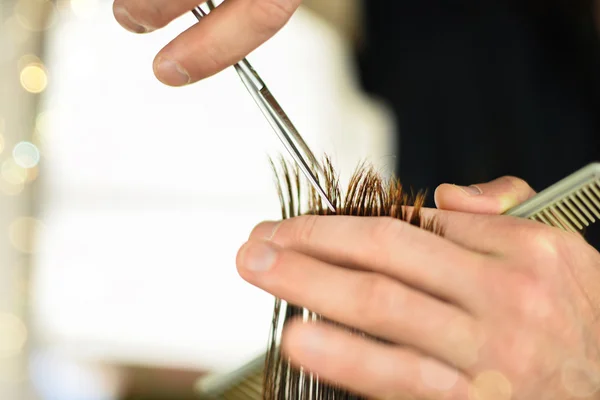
[113,3,153,34]
[235,240,251,276]
[249,221,280,241]
[435,184,504,214]
[433,183,459,210]
[153,56,192,86]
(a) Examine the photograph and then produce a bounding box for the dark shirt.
[357,0,600,248]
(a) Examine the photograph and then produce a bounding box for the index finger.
[113,0,301,85]
[253,207,539,258]
[250,215,489,308]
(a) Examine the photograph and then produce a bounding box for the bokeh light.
[18,54,42,71]
[468,370,512,400]
[33,109,54,157]
[0,179,25,196]
[70,0,100,19]
[13,141,40,169]
[0,313,28,358]
[562,358,600,398]
[26,166,40,183]
[14,0,58,32]
[20,63,48,94]
[1,159,28,186]
[9,217,45,254]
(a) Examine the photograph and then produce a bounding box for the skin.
[236,177,600,399]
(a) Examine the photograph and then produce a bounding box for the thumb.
[434,176,537,215]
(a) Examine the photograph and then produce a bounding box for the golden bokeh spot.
[444,315,486,368]
[14,0,58,31]
[0,177,25,196]
[1,159,28,185]
[20,63,48,94]
[468,370,512,400]
[0,313,28,358]
[33,110,55,158]
[17,54,42,72]
[9,217,45,254]
[35,110,53,134]
[26,166,39,183]
[562,358,600,398]
[31,131,48,160]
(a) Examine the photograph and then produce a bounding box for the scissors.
[191,5,336,212]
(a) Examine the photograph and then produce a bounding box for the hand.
[434,176,537,215]
[236,176,600,399]
[112,0,302,86]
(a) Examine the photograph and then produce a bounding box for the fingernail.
[154,57,191,86]
[455,184,482,196]
[113,6,150,34]
[243,241,278,272]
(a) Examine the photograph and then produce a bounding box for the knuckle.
[503,175,531,191]
[364,218,406,265]
[201,37,232,74]
[356,275,405,330]
[288,214,319,246]
[519,224,563,266]
[249,0,299,36]
[369,217,404,243]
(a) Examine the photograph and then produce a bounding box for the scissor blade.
[236,67,336,212]
[192,6,335,212]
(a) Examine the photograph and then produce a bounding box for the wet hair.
[263,156,443,400]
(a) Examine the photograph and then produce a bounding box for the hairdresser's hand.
[434,175,537,215]
[112,0,301,86]
[237,187,600,399]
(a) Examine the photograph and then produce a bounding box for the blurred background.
[0,0,394,399]
[1,0,599,399]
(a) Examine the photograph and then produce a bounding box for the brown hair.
[263,156,443,399]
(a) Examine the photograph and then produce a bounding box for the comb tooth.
[535,212,552,226]
[570,194,594,224]
[589,182,600,202]
[542,209,567,231]
[583,186,600,217]
[576,191,599,220]
[549,205,578,233]
[563,197,590,227]
[556,201,583,230]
